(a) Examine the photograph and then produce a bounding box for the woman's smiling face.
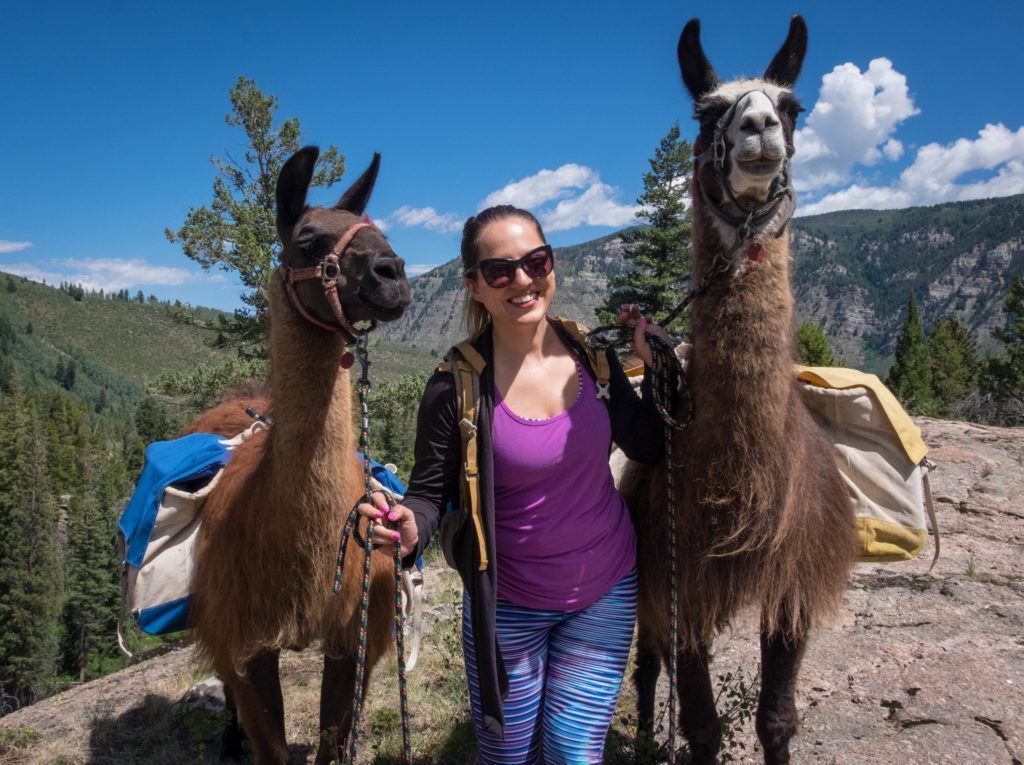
[465,216,555,331]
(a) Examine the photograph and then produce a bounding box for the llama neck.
[689,187,796,431]
[266,276,354,484]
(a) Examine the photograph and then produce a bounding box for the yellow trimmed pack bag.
[794,366,939,566]
[438,317,610,572]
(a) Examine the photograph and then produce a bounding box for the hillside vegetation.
[0,275,231,417]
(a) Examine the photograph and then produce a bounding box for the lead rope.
[646,333,689,763]
[333,337,412,765]
[588,326,689,762]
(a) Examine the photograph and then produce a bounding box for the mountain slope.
[0,275,231,415]
[378,231,631,352]
[382,196,1024,371]
[792,194,1024,368]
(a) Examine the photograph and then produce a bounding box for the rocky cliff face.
[382,196,1024,371]
[791,195,1024,370]
[377,231,631,352]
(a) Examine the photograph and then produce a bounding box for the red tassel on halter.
[746,242,766,262]
[340,352,355,369]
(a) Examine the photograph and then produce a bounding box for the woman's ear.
[465,275,481,302]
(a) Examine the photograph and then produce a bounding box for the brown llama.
[621,16,859,765]
[185,146,411,765]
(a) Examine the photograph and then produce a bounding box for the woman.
[359,205,670,764]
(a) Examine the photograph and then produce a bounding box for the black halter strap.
[694,89,796,238]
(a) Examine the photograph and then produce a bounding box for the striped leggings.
[462,569,637,764]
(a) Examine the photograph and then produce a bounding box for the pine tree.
[597,123,693,335]
[983,275,1024,404]
[0,391,61,708]
[62,443,125,681]
[887,295,936,415]
[928,318,978,417]
[794,321,838,366]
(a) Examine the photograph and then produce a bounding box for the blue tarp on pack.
[118,433,234,568]
[357,452,407,496]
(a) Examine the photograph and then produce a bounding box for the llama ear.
[334,153,381,215]
[277,146,319,232]
[677,19,719,100]
[763,15,808,88]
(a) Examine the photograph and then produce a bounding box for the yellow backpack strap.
[449,342,489,572]
[553,316,610,400]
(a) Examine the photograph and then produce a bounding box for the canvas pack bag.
[794,366,939,566]
[116,423,265,653]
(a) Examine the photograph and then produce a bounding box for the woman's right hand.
[357,492,420,559]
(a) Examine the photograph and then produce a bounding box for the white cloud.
[478,164,638,233]
[406,263,440,277]
[0,240,32,254]
[798,123,1024,216]
[383,205,462,234]
[377,163,636,238]
[1,257,214,291]
[793,58,919,192]
[480,164,598,209]
[540,182,640,232]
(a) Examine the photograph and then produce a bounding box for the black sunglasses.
[465,244,554,288]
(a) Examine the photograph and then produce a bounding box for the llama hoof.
[763,746,792,765]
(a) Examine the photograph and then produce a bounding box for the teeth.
[510,292,537,305]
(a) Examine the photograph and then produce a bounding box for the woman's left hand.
[617,304,674,366]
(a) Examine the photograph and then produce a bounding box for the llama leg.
[221,679,245,761]
[315,653,356,765]
[756,629,807,765]
[229,650,288,765]
[676,642,721,765]
[633,623,662,750]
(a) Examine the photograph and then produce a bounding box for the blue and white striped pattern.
[463,569,637,764]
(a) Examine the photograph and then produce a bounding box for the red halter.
[277,221,380,342]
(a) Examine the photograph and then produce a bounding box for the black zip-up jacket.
[401,321,665,738]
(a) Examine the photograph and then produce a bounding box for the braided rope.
[588,325,689,761]
[646,333,688,763]
[333,338,412,765]
[393,541,413,762]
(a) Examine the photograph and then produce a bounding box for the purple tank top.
[492,360,636,610]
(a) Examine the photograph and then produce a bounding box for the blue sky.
[2,0,1022,311]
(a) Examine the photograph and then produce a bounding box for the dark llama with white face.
[620,15,859,765]
[184,147,411,765]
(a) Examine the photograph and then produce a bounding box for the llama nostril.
[740,113,778,134]
[372,259,399,282]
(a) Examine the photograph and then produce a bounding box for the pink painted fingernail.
[639,317,648,327]
[376,508,386,518]
[391,531,401,542]
[388,510,399,521]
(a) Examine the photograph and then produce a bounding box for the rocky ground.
[2,416,1022,764]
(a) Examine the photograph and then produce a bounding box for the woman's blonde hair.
[460,205,546,339]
